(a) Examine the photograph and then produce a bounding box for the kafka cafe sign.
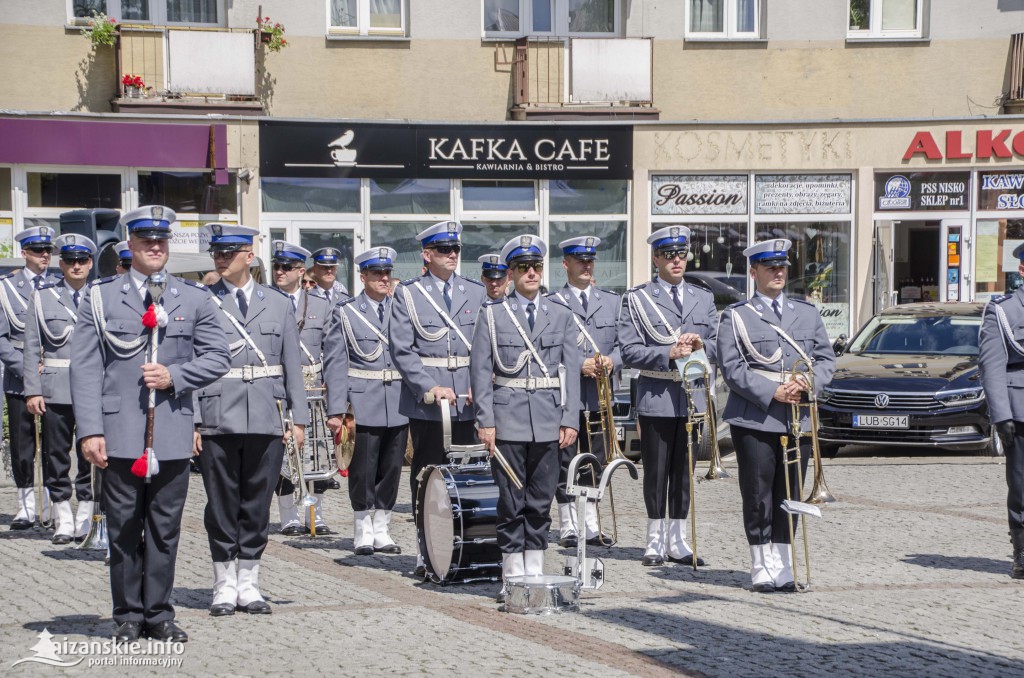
[259,121,633,180]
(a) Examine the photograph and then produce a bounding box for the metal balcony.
[1007,33,1024,114]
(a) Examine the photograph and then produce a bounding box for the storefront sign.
[651,175,747,215]
[753,175,851,215]
[259,121,633,180]
[903,129,1024,161]
[874,171,970,211]
[978,171,1024,211]
[814,302,849,340]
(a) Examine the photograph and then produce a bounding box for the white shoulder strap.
[501,301,549,378]
[211,295,269,368]
[993,302,1024,357]
[413,281,471,347]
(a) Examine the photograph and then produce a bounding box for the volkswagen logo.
[875,393,890,408]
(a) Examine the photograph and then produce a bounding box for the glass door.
[940,219,969,302]
[262,218,362,294]
[872,219,894,312]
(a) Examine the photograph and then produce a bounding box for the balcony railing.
[1008,32,1024,113]
[510,36,657,120]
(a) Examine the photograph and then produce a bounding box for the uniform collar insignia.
[122,283,130,292]
[425,284,432,291]
[256,289,264,299]
[17,280,23,288]
[510,303,518,311]
[541,304,548,312]
[360,303,367,311]
[652,287,660,297]
[458,284,464,292]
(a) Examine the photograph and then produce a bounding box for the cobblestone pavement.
[1,451,1023,677]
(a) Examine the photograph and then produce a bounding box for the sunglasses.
[303,280,316,287]
[61,257,90,265]
[25,247,53,255]
[431,245,461,255]
[657,248,689,260]
[273,262,303,271]
[211,250,244,260]
[513,262,544,273]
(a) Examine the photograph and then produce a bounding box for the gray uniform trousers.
[470,295,581,553]
[197,281,308,563]
[71,273,230,626]
[717,295,835,545]
[617,280,718,520]
[978,287,1024,532]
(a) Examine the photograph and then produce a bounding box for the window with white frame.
[686,0,761,39]
[0,168,13,257]
[70,0,225,25]
[483,0,618,38]
[329,0,406,36]
[848,0,923,39]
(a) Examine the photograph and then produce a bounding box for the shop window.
[848,0,924,39]
[370,179,450,215]
[0,167,11,212]
[461,222,540,278]
[269,228,286,243]
[71,0,225,25]
[262,177,360,213]
[548,220,627,294]
[300,230,355,294]
[549,179,628,215]
[329,0,406,36]
[975,219,1024,301]
[370,221,436,283]
[27,172,121,210]
[139,171,236,215]
[686,0,761,39]
[483,0,618,37]
[462,181,536,212]
[683,223,749,310]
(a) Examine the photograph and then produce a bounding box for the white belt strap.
[9,339,23,349]
[749,368,785,384]
[421,356,470,369]
[494,375,561,390]
[413,281,471,347]
[571,313,600,353]
[501,302,549,378]
[349,368,402,382]
[302,363,322,376]
[639,369,683,382]
[42,358,71,368]
[223,365,284,380]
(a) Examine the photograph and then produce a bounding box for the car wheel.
[818,444,841,459]
[974,426,1005,457]
[694,426,713,463]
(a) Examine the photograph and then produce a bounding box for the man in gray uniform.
[114,241,132,275]
[471,234,580,593]
[549,236,621,548]
[196,224,308,617]
[325,247,409,555]
[1,224,61,529]
[978,242,1024,579]
[270,240,335,536]
[389,220,486,575]
[72,205,230,643]
[309,247,350,301]
[717,238,835,592]
[618,225,718,568]
[24,234,97,544]
[479,253,509,301]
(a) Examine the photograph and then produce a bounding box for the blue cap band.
[211,235,254,245]
[505,245,543,262]
[750,251,788,263]
[422,231,461,246]
[273,250,306,262]
[651,236,688,250]
[21,235,53,246]
[358,257,393,270]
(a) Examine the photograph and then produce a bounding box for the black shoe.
[114,621,143,643]
[52,533,74,545]
[666,554,706,567]
[73,536,86,544]
[209,603,235,617]
[9,518,31,531]
[327,478,341,490]
[586,534,615,547]
[309,524,334,536]
[559,534,578,548]
[281,524,305,537]
[236,600,272,615]
[775,581,797,592]
[189,459,201,474]
[495,588,506,604]
[374,543,401,554]
[752,582,775,593]
[145,620,188,642]
[1010,529,1024,579]
[414,564,426,577]
[354,545,374,556]
[641,554,664,567]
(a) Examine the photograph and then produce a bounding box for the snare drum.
[417,463,502,585]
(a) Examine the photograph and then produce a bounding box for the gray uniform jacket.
[196,281,309,437]
[549,284,622,412]
[470,294,581,442]
[323,293,408,429]
[288,288,331,376]
[718,295,836,434]
[71,274,230,461]
[389,273,486,421]
[22,280,83,405]
[978,287,1024,424]
[0,270,59,394]
[618,279,718,418]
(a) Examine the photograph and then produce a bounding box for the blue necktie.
[443,281,452,311]
[236,289,248,318]
[72,290,80,308]
[772,299,782,321]
[581,290,589,312]
[527,302,535,331]
[671,286,683,315]
[378,300,385,323]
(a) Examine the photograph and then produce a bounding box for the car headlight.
[819,388,834,404]
[935,388,985,407]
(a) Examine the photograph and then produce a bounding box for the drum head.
[421,467,455,579]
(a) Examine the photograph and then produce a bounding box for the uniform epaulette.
[37,281,59,290]
[789,296,816,308]
[627,283,647,293]
[483,297,506,307]
[545,293,569,308]
[177,278,205,289]
[398,278,419,287]
[595,286,621,297]
[266,285,289,297]
[725,299,748,310]
[0,272,15,282]
[461,277,484,288]
[90,275,118,288]
[337,296,357,307]
[991,293,1012,305]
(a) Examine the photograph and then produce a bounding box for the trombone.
[586,351,626,547]
[78,465,108,551]
[278,401,317,536]
[680,357,721,571]
[32,414,53,529]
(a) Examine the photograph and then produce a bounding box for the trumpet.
[278,401,317,536]
[78,465,108,551]
[585,351,625,547]
[32,414,53,529]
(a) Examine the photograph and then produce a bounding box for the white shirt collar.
[756,291,785,308]
[657,276,683,296]
[222,276,256,303]
[127,267,163,301]
[22,268,41,286]
[514,290,539,307]
[427,270,454,290]
[568,284,590,304]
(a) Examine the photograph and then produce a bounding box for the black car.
[817,302,998,456]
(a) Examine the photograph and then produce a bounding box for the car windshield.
[848,314,981,356]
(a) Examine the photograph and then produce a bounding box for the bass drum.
[416,463,502,585]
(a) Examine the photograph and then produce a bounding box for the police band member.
[114,241,132,275]
[389,220,486,576]
[978,242,1024,579]
[618,226,718,567]
[325,247,409,555]
[72,205,230,642]
[24,234,96,544]
[550,236,620,548]
[479,253,509,301]
[197,224,308,617]
[309,247,350,302]
[270,241,335,536]
[471,235,581,597]
[717,238,835,592]
[1,225,60,529]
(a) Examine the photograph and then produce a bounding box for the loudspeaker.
[59,209,123,279]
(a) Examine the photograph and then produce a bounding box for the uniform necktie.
[33,276,41,290]
[772,299,783,321]
[72,290,80,308]
[580,290,589,312]
[236,288,248,318]
[291,294,298,312]
[527,302,535,331]
[443,281,452,311]
[378,300,385,323]
[671,285,683,315]
[143,290,153,309]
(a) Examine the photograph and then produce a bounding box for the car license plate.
[852,414,909,429]
[615,426,624,441]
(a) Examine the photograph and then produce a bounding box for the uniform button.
[586,319,591,325]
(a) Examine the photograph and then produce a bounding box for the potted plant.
[256,15,288,53]
[83,11,118,48]
[122,73,145,98]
